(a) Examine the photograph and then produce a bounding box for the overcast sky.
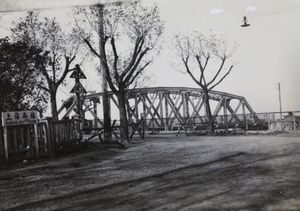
[1,0,300,114]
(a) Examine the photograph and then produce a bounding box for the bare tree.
[11,11,83,120]
[172,32,236,134]
[73,2,164,143]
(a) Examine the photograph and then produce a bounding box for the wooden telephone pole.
[98,4,112,141]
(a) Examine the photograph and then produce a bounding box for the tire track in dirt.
[5,152,248,210]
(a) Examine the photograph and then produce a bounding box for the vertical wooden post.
[93,99,98,127]
[0,130,3,161]
[98,4,111,141]
[41,123,47,153]
[182,92,189,118]
[0,129,4,162]
[34,123,39,157]
[45,117,54,157]
[26,126,30,148]
[75,81,83,142]
[20,127,24,148]
[3,126,8,162]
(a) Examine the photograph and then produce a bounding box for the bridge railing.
[129,111,300,132]
[141,114,266,131]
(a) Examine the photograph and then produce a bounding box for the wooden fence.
[47,118,81,153]
[0,118,81,163]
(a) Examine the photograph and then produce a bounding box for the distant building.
[282,112,300,130]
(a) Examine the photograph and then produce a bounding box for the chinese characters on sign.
[2,111,38,126]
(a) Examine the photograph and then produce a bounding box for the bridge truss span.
[79,87,261,131]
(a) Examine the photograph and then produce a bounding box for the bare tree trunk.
[50,89,58,120]
[117,91,129,144]
[203,88,214,135]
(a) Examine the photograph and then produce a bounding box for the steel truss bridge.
[58,87,266,132]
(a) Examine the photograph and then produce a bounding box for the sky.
[0,0,300,114]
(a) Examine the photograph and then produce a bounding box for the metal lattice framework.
[58,87,260,130]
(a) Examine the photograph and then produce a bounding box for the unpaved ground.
[0,133,300,211]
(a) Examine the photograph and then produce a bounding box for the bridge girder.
[57,87,259,130]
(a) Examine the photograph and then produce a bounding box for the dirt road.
[0,134,300,210]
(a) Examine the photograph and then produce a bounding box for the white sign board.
[2,111,38,126]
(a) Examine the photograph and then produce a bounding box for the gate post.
[3,126,8,162]
[0,129,4,162]
[45,117,54,157]
[34,123,39,158]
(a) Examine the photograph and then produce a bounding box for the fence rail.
[0,118,82,163]
[50,119,81,150]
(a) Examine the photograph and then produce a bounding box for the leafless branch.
[207,58,226,87]
[195,55,207,86]
[84,38,101,59]
[209,65,233,91]
[111,37,120,82]
[182,56,201,87]
[121,36,144,79]
[126,61,151,87]
[124,47,150,85]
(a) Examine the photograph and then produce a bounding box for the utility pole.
[98,4,112,141]
[278,82,283,121]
